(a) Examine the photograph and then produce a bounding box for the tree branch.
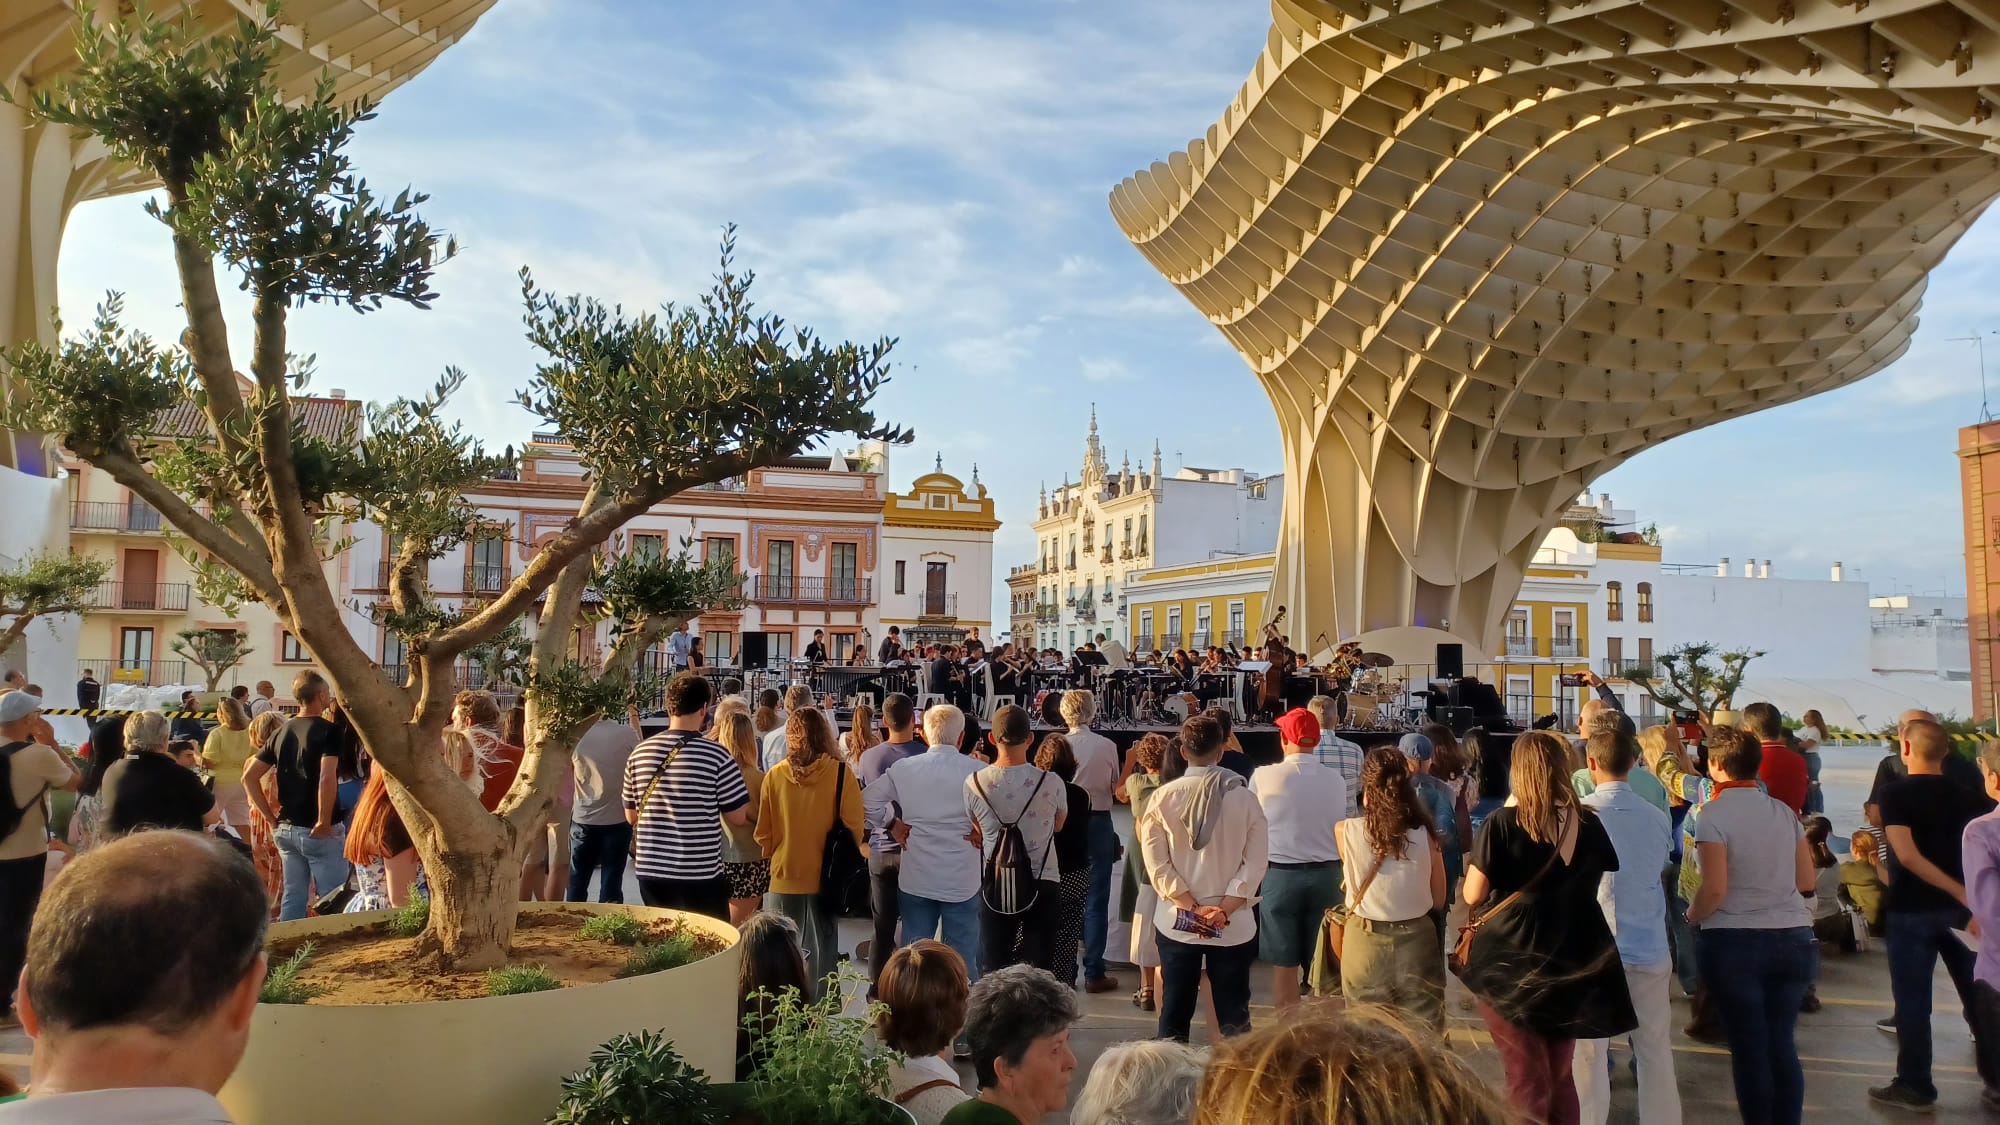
[95,448,283,605]
[0,617,32,659]
[169,225,254,470]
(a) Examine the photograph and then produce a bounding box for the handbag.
[1322,859,1381,962]
[313,867,359,916]
[1448,827,1565,980]
[818,764,869,918]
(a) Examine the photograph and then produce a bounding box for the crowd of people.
[4,660,2000,1123]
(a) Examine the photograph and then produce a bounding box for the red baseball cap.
[1276,707,1320,748]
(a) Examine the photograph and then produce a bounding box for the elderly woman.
[878,940,973,1124]
[100,711,218,836]
[1069,1040,1204,1125]
[942,965,1078,1125]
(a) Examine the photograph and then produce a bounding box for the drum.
[1164,694,1192,722]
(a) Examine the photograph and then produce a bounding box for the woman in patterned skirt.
[1022,733,1092,985]
[714,709,769,926]
[244,710,288,915]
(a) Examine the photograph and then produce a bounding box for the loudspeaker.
[740,632,769,671]
[1441,705,1476,736]
[1436,642,1464,679]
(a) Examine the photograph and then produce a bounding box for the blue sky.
[57,0,1991,628]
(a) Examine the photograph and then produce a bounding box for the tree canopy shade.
[1,4,906,967]
[1621,642,1764,718]
[0,553,112,660]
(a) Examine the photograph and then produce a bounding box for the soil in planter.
[267,908,726,1005]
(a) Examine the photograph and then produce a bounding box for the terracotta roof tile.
[149,395,361,445]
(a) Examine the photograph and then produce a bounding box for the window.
[383,632,407,668]
[928,494,947,509]
[1638,637,1654,665]
[705,630,735,664]
[829,633,854,665]
[1228,600,1246,642]
[1166,607,1181,646]
[765,541,794,599]
[1139,608,1153,641]
[831,543,858,601]
[1194,604,1212,646]
[1637,582,1653,623]
[1506,608,1529,639]
[1605,636,1622,672]
[1083,523,1093,552]
[1067,630,1076,649]
[1067,535,1077,568]
[1122,518,1132,548]
[470,536,507,591]
[1137,515,1148,551]
[925,561,949,617]
[631,533,663,561]
[119,627,154,671]
[1606,581,1623,621]
[894,559,906,595]
[769,633,793,662]
[704,537,736,571]
[1249,480,1267,500]
[280,631,309,664]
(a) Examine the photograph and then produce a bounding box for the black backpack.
[972,769,1052,916]
[818,764,869,918]
[0,741,48,843]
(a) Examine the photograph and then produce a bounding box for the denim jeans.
[1696,926,1816,1125]
[1156,933,1253,1042]
[899,889,982,984]
[275,823,352,922]
[868,853,901,985]
[567,821,632,903]
[1886,906,1979,1099]
[1083,812,1116,981]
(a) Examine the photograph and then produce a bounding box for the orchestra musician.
[878,626,905,664]
[804,629,829,666]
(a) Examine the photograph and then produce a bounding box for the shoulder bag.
[818,763,870,917]
[1447,821,1565,980]
[627,732,692,857]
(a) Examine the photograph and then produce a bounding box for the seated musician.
[962,642,990,711]
[1199,647,1223,674]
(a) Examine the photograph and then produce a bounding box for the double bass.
[1258,641,1288,717]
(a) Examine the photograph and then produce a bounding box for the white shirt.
[1249,755,1345,864]
[1099,639,1129,671]
[0,1088,235,1123]
[759,712,839,772]
[868,746,986,903]
[247,697,273,718]
[1139,766,1269,947]
[1066,728,1119,811]
[1336,818,1435,923]
[665,630,693,665]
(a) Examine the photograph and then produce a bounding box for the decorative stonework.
[748,522,878,569]
[1114,0,2000,654]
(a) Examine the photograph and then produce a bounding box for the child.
[1840,829,1887,933]
[1805,817,1851,952]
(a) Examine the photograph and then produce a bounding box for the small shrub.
[616,933,701,978]
[487,964,561,997]
[387,895,429,937]
[745,966,898,1124]
[579,913,647,946]
[549,1030,716,1124]
[260,944,326,1005]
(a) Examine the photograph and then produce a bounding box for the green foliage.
[466,620,533,691]
[577,912,647,946]
[171,628,254,692]
[616,933,703,978]
[0,553,113,648]
[486,964,561,997]
[528,661,642,741]
[259,944,325,1005]
[548,1030,718,1125]
[513,228,910,501]
[1622,642,1764,716]
[0,296,187,459]
[387,895,430,938]
[743,970,899,1125]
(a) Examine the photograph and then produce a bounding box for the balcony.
[1158,633,1183,651]
[71,499,208,533]
[79,658,188,686]
[919,592,958,621]
[1549,637,1582,659]
[1134,634,1155,653]
[1076,601,1098,623]
[1120,547,1133,560]
[1223,630,1247,647]
[747,575,872,605]
[85,581,191,612]
[1100,546,1112,564]
[1503,634,1538,658]
[1036,605,1058,623]
[465,563,509,594]
[1190,630,1212,649]
[1603,658,1668,681]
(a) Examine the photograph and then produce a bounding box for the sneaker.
[1867,1082,1936,1112]
[1876,1016,1899,1036]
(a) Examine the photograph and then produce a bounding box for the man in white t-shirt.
[1251,707,1347,1010]
[1095,632,1129,672]
[569,716,642,902]
[964,705,1067,976]
[1060,689,1122,993]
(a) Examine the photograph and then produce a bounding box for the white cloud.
[1080,357,1135,383]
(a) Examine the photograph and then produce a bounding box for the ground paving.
[0,740,1980,1122]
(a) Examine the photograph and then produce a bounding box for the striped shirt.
[1314,732,1365,819]
[621,731,750,881]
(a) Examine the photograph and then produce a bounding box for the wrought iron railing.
[85,581,191,612]
[748,575,872,605]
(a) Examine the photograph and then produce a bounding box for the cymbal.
[1360,651,1395,667]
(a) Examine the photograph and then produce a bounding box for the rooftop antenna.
[1948,333,1996,422]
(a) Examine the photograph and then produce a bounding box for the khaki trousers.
[1340,914,1444,1030]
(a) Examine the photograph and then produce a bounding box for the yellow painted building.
[1125,554,1274,655]
[63,393,367,701]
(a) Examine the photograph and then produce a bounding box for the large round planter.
[220,903,740,1125]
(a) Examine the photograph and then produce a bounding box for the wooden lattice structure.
[1113,0,2000,655]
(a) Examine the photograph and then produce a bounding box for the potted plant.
[4,6,904,1124]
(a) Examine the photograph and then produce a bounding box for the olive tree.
[3,6,903,967]
[172,627,254,693]
[1621,641,1764,719]
[0,553,112,660]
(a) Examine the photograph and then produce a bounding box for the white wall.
[0,465,80,699]
[1655,572,1873,678]
[881,526,994,630]
[1153,473,1283,568]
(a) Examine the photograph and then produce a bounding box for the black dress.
[1019,782,1091,984]
[1461,806,1637,1040]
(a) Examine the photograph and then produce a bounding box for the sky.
[55,0,1996,631]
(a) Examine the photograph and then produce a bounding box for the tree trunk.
[406,807,517,970]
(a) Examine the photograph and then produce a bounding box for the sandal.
[1132,987,1154,1011]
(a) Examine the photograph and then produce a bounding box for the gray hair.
[1070,1040,1206,1125]
[922,704,966,750]
[122,710,170,754]
[963,965,1077,1090]
[1059,689,1096,728]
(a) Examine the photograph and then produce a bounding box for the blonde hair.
[707,696,749,741]
[845,701,875,760]
[122,711,170,754]
[784,707,836,771]
[1059,689,1096,728]
[248,710,286,750]
[1637,725,1682,777]
[1193,1004,1510,1125]
[442,729,480,790]
[1851,830,1880,864]
[782,683,812,714]
[1510,730,1579,845]
[714,710,760,779]
[217,696,249,731]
